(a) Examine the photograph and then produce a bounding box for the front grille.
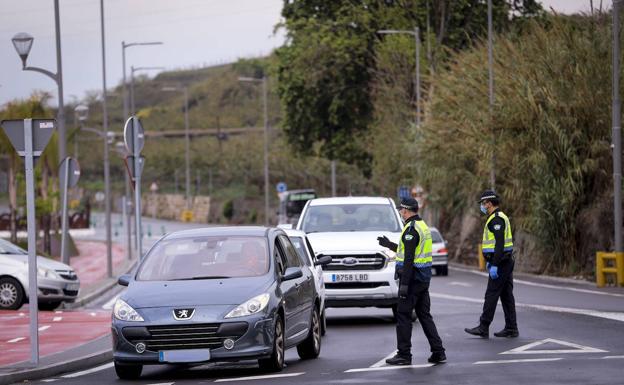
[325,282,390,289]
[323,253,386,271]
[58,272,78,281]
[123,322,248,351]
[41,288,59,295]
[63,289,78,296]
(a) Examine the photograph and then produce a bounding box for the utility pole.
[488,0,496,190]
[613,0,622,252]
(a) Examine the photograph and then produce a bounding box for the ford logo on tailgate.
[173,308,195,320]
[341,257,358,266]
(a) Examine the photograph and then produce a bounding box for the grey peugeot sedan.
[112,226,322,379]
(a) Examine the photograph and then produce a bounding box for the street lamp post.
[162,86,191,210]
[75,105,114,278]
[238,76,270,225]
[613,0,622,253]
[377,27,421,128]
[488,0,496,190]
[122,41,163,120]
[11,0,66,160]
[130,66,165,115]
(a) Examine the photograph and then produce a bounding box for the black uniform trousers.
[396,281,445,358]
[479,258,518,330]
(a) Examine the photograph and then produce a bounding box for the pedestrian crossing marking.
[500,338,607,355]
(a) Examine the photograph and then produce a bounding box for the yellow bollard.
[478,245,486,272]
[596,252,624,287]
[180,210,194,223]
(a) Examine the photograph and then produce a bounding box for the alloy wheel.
[0,282,17,307]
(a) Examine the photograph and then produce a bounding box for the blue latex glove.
[486,262,491,271]
[489,265,499,279]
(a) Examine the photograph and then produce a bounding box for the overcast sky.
[0,0,610,107]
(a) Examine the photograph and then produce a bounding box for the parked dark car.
[111,227,322,379]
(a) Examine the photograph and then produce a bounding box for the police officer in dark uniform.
[465,190,519,338]
[377,197,446,365]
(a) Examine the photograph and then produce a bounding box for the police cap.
[397,197,419,212]
[478,190,499,203]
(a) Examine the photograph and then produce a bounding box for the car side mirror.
[282,267,303,281]
[118,274,131,286]
[315,255,332,266]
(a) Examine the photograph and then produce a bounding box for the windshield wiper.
[172,275,232,281]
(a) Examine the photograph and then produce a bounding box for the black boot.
[428,351,447,364]
[464,325,489,338]
[386,354,412,366]
[494,328,519,338]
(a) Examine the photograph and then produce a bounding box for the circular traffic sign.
[59,157,81,189]
[123,117,144,155]
[276,182,287,193]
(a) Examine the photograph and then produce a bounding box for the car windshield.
[136,236,269,281]
[302,204,401,233]
[431,230,444,243]
[0,239,27,255]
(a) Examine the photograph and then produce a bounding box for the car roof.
[164,226,273,240]
[283,228,306,238]
[308,196,394,206]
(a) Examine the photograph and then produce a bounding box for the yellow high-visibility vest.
[482,211,513,254]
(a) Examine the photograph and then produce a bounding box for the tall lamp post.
[122,41,163,119]
[377,27,421,128]
[613,0,622,253]
[75,105,114,278]
[130,66,165,115]
[11,0,66,160]
[162,86,191,209]
[487,0,496,189]
[239,76,270,225]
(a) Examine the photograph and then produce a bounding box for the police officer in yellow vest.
[465,190,519,338]
[377,197,446,365]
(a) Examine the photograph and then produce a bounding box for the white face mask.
[480,203,488,215]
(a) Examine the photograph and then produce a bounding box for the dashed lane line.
[214,372,305,382]
[602,355,624,359]
[449,281,472,287]
[430,292,624,322]
[52,316,62,322]
[450,266,624,298]
[61,362,114,378]
[474,358,563,365]
[7,337,26,343]
[38,325,51,332]
[345,364,434,373]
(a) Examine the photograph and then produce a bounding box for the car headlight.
[225,293,270,319]
[37,267,60,279]
[113,299,144,322]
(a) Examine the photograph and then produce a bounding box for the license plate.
[65,283,79,291]
[159,349,211,363]
[331,273,369,282]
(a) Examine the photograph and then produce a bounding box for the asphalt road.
[19,267,624,385]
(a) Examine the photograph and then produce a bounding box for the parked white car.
[283,228,331,335]
[296,197,403,318]
[430,227,449,276]
[0,239,80,310]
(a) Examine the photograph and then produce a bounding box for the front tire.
[297,306,321,359]
[436,266,449,276]
[114,361,142,379]
[258,315,285,372]
[0,277,24,310]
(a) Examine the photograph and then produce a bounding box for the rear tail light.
[436,248,448,254]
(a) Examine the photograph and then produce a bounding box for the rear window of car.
[431,229,444,243]
[136,236,269,281]
[301,204,401,233]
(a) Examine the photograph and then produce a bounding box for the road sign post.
[1,118,55,367]
[124,117,145,258]
[59,157,80,265]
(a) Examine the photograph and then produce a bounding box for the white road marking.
[346,364,434,373]
[8,337,26,343]
[41,379,58,382]
[451,265,624,298]
[55,311,63,314]
[102,293,121,310]
[19,312,25,317]
[214,372,305,382]
[602,355,624,359]
[61,362,114,378]
[500,338,607,355]
[90,312,97,317]
[52,317,62,322]
[430,292,624,322]
[474,358,563,365]
[39,325,51,332]
[449,281,472,287]
[371,351,398,367]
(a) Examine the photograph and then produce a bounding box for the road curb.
[0,344,112,385]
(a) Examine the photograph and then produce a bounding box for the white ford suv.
[296,197,402,317]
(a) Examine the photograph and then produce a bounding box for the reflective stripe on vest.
[482,211,513,253]
[396,220,433,268]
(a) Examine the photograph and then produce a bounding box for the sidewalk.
[0,240,134,385]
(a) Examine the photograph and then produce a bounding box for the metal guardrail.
[596,252,624,287]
